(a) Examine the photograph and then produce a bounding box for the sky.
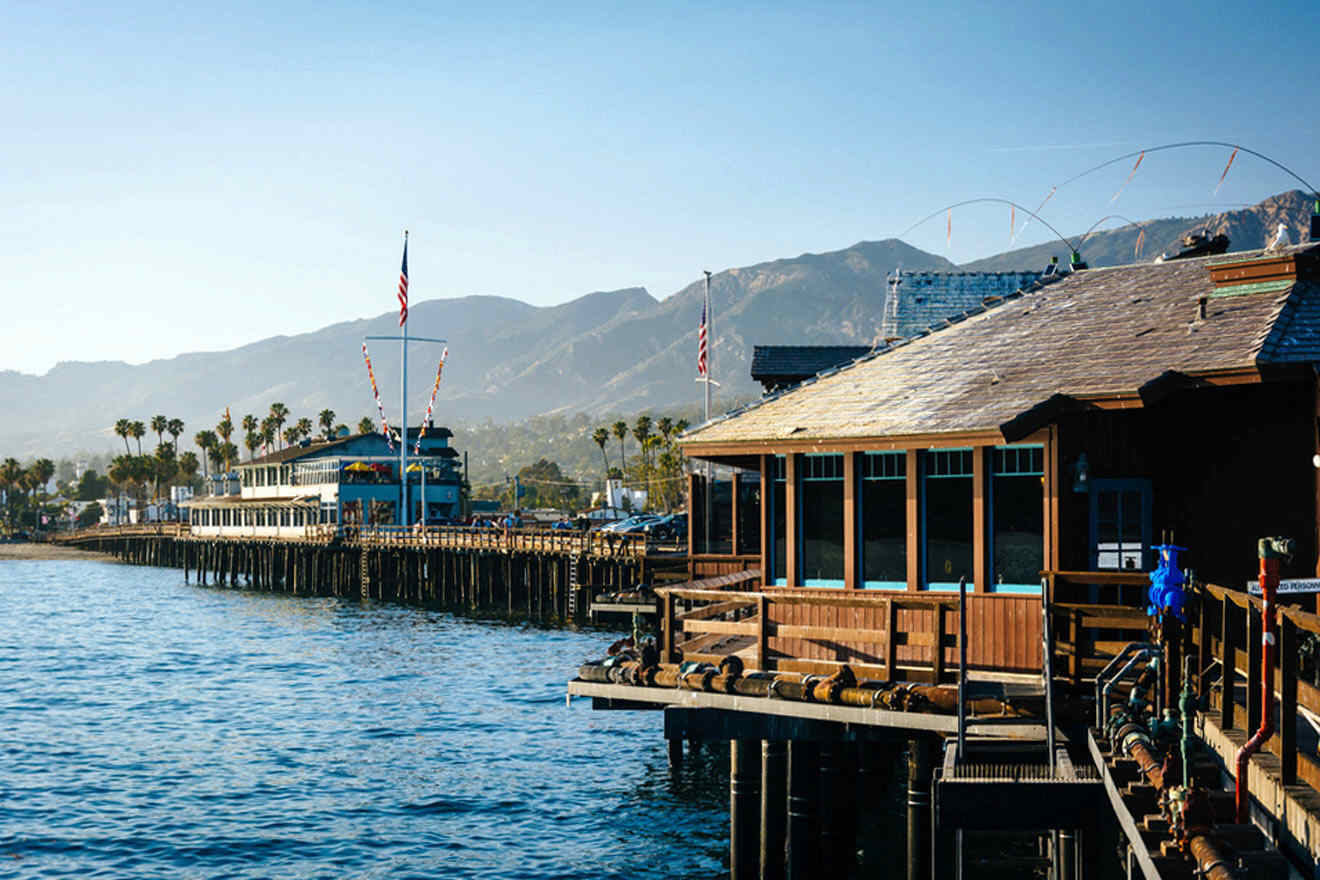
[4,0,1318,376]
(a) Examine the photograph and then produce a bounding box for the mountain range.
[4,191,1315,460]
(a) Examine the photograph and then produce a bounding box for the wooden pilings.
[74,533,641,622]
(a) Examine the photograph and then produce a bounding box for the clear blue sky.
[5,0,1317,375]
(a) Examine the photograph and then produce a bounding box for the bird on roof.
[1266,222,1290,253]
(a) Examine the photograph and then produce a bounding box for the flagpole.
[400,230,409,528]
[703,270,712,554]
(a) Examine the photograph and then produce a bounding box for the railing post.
[1281,613,1298,784]
[663,592,675,663]
[1220,595,1236,730]
[885,598,898,680]
[756,593,769,672]
[932,601,946,683]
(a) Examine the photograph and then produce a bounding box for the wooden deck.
[54,522,649,559]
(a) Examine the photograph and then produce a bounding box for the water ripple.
[0,561,726,879]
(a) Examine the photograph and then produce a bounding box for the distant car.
[597,515,660,534]
[644,513,687,542]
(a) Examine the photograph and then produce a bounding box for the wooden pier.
[54,522,671,621]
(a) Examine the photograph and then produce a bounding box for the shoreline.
[0,542,113,561]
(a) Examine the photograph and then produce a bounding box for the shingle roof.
[750,346,874,383]
[684,244,1320,447]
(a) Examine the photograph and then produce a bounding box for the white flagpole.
[400,230,409,528]
[703,270,712,553]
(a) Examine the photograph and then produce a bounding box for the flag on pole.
[1214,148,1239,195]
[397,236,409,326]
[697,303,708,377]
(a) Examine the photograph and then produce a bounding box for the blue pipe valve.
[1147,543,1189,621]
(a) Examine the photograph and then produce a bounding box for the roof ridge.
[684,274,1064,439]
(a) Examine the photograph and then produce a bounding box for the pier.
[55,522,676,621]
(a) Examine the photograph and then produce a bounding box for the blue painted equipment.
[1147,543,1189,621]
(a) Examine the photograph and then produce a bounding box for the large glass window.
[921,449,973,590]
[800,454,845,587]
[771,456,786,585]
[861,452,907,589]
[991,445,1044,593]
[691,467,733,555]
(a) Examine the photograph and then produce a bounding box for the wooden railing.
[658,584,1043,681]
[1195,581,1320,791]
[1044,571,1153,688]
[55,522,648,558]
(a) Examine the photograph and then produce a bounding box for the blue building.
[186,427,463,537]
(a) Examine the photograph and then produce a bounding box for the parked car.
[643,513,687,542]
[595,514,660,534]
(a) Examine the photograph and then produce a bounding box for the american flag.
[397,237,409,326]
[696,302,708,376]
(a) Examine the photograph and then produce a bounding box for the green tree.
[76,501,102,528]
[75,469,109,501]
[242,414,258,437]
[244,431,262,462]
[114,418,133,455]
[318,409,337,440]
[217,442,239,472]
[194,430,217,478]
[0,458,22,527]
[151,415,168,447]
[612,420,628,474]
[358,417,375,435]
[632,415,652,470]
[178,451,199,482]
[295,417,313,441]
[592,427,610,476]
[269,402,289,449]
[167,418,185,452]
[152,444,177,500]
[130,420,146,455]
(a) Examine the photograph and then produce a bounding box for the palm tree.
[178,451,199,483]
[29,459,55,500]
[218,442,239,472]
[114,419,132,455]
[150,415,167,447]
[592,427,611,476]
[215,416,235,473]
[241,414,258,437]
[318,409,336,440]
[152,444,176,501]
[107,456,132,522]
[358,416,375,435]
[612,420,628,475]
[167,418,184,452]
[245,431,262,461]
[673,418,690,436]
[260,417,276,452]
[633,415,653,469]
[130,420,146,455]
[269,402,289,449]
[194,430,217,479]
[657,416,674,445]
[296,417,313,441]
[283,427,299,448]
[0,458,22,527]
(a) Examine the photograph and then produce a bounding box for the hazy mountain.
[962,190,1316,272]
[3,193,1313,460]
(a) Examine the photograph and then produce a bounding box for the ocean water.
[0,561,729,879]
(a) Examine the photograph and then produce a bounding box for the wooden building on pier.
[682,243,1320,674]
[186,427,463,537]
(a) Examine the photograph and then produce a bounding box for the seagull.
[1266,222,1290,253]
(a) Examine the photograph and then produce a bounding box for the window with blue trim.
[921,449,973,591]
[861,452,906,589]
[991,445,1044,593]
[800,453,845,587]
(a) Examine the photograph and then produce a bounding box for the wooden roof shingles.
[683,244,1320,448]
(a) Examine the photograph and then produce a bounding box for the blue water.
[0,561,728,879]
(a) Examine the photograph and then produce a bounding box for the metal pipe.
[1094,642,1159,728]
[1101,649,1157,725]
[1234,541,1286,823]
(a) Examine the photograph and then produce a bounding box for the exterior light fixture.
[1072,453,1090,493]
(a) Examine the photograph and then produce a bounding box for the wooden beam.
[730,465,741,556]
[760,454,770,583]
[785,454,798,588]
[1046,426,1060,571]
[843,452,857,590]
[973,446,987,593]
[906,449,919,591]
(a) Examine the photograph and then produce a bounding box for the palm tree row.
[591,414,690,511]
[0,457,56,529]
